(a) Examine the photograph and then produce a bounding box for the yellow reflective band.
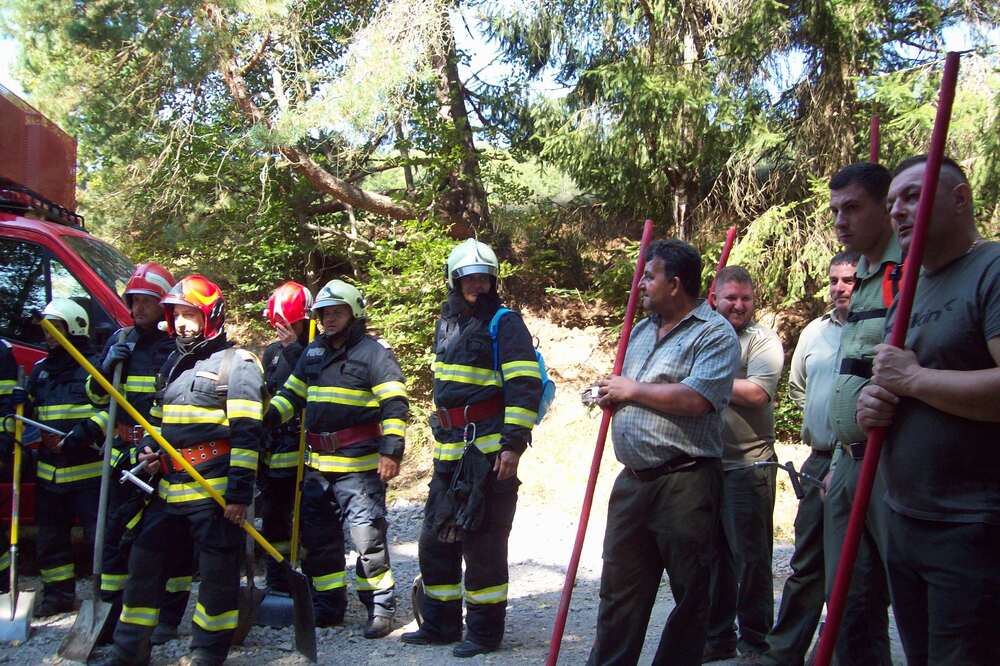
[312,571,347,592]
[165,576,193,593]
[432,362,501,387]
[86,378,110,405]
[111,448,125,467]
[38,460,103,484]
[465,582,508,605]
[381,418,406,438]
[192,603,238,632]
[307,452,379,474]
[0,552,10,571]
[229,447,259,471]
[37,403,96,421]
[90,410,110,430]
[267,450,299,469]
[307,386,378,408]
[271,395,294,422]
[101,573,127,592]
[501,359,542,381]
[273,541,291,554]
[158,476,228,503]
[355,569,395,592]
[433,433,502,461]
[126,508,145,530]
[150,404,163,420]
[163,404,228,426]
[41,563,75,583]
[121,605,160,627]
[285,374,307,399]
[227,398,262,421]
[504,406,537,428]
[0,379,14,395]
[372,381,406,401]
[125,376,157,394]
[424,583,463,601]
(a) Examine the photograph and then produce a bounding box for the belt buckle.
[437,407,453,430]
[319,432,339,451]
[847,441,865,460]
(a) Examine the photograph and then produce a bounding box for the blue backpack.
[488,307,556,424]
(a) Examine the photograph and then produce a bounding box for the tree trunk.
[203,2,416,221]
[433,14,490,238]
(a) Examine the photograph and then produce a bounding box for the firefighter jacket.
[431,292,542,463]
[268,321,407,475]
[261,339,305,478]
[26,343,108,492]
[0,339,16,448]
[86,325,174,470]
[145,333,265,513]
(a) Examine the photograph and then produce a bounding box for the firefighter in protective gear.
[102,276,265,666]
[86,263,193,644]
[23,299,108,616]
[260,281,313,591]
[265,279,407,639]
[401,239,542,658]
[0,338,18,594]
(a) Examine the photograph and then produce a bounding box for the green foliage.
[774,374,804,443]
[364,219,454,388]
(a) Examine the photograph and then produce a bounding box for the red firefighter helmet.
[265,281,314,328]
[161,275,226,340]
[124,262,176,306]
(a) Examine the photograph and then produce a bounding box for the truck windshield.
[62,235,135,296]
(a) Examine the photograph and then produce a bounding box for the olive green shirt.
[829,234,902,445]
[721,321,784,471]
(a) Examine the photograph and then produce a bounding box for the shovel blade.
[0,591,35,643]
[231,583,266,646]
[59,598,114,661]
[285,566,317,662]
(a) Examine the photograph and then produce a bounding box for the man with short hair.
[587,239,739,666]
[756,252,858,666]
[857,155,1000,665]
[824,162,898,666]
[705,266,784,662]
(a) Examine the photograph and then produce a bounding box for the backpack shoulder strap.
[215,348,237,397]
[881,261,901,307]
[488,307,513,372]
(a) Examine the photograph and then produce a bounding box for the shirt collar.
[856,233,902,279]
[649,298,713,328]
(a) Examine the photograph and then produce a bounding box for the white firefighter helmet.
[42,298,90,337]
[312,279,366,319]
[446,239,499,289]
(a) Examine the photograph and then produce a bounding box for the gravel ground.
[0,495,902,665]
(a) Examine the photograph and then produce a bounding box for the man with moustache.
[704,266,784,663]
[857,155,1000,665]
[756,252,858,666]
[824,162,898,665]
[587,239,739,666]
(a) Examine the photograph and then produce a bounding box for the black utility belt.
[841,441,867,460]
[625,454,703,482]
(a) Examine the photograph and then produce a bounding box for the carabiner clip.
[463,420,477,445]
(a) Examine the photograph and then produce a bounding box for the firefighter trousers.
[111,501,241,665]
[417,466,519,648]
[100,483,193,632]
[300,469,395,622]
[36,482,99,603]
[260,475,295,592]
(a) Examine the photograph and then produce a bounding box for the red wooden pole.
[812,51,961,666]
[708,225,738,308]
[869,114,880,163]
[545,218,656,666]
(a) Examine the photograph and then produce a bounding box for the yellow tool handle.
[10,400,24,548]
[41,319,286,564]
[289,318,316,569]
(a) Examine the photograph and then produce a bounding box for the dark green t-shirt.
[882,241,1000,524]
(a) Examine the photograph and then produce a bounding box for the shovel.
[0,369,36,643]
[231,502,265,645]
[258,319,317,630]
[43,319,318,662]
[60,329,127,662]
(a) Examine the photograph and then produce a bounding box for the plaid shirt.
[611,299,739,470]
